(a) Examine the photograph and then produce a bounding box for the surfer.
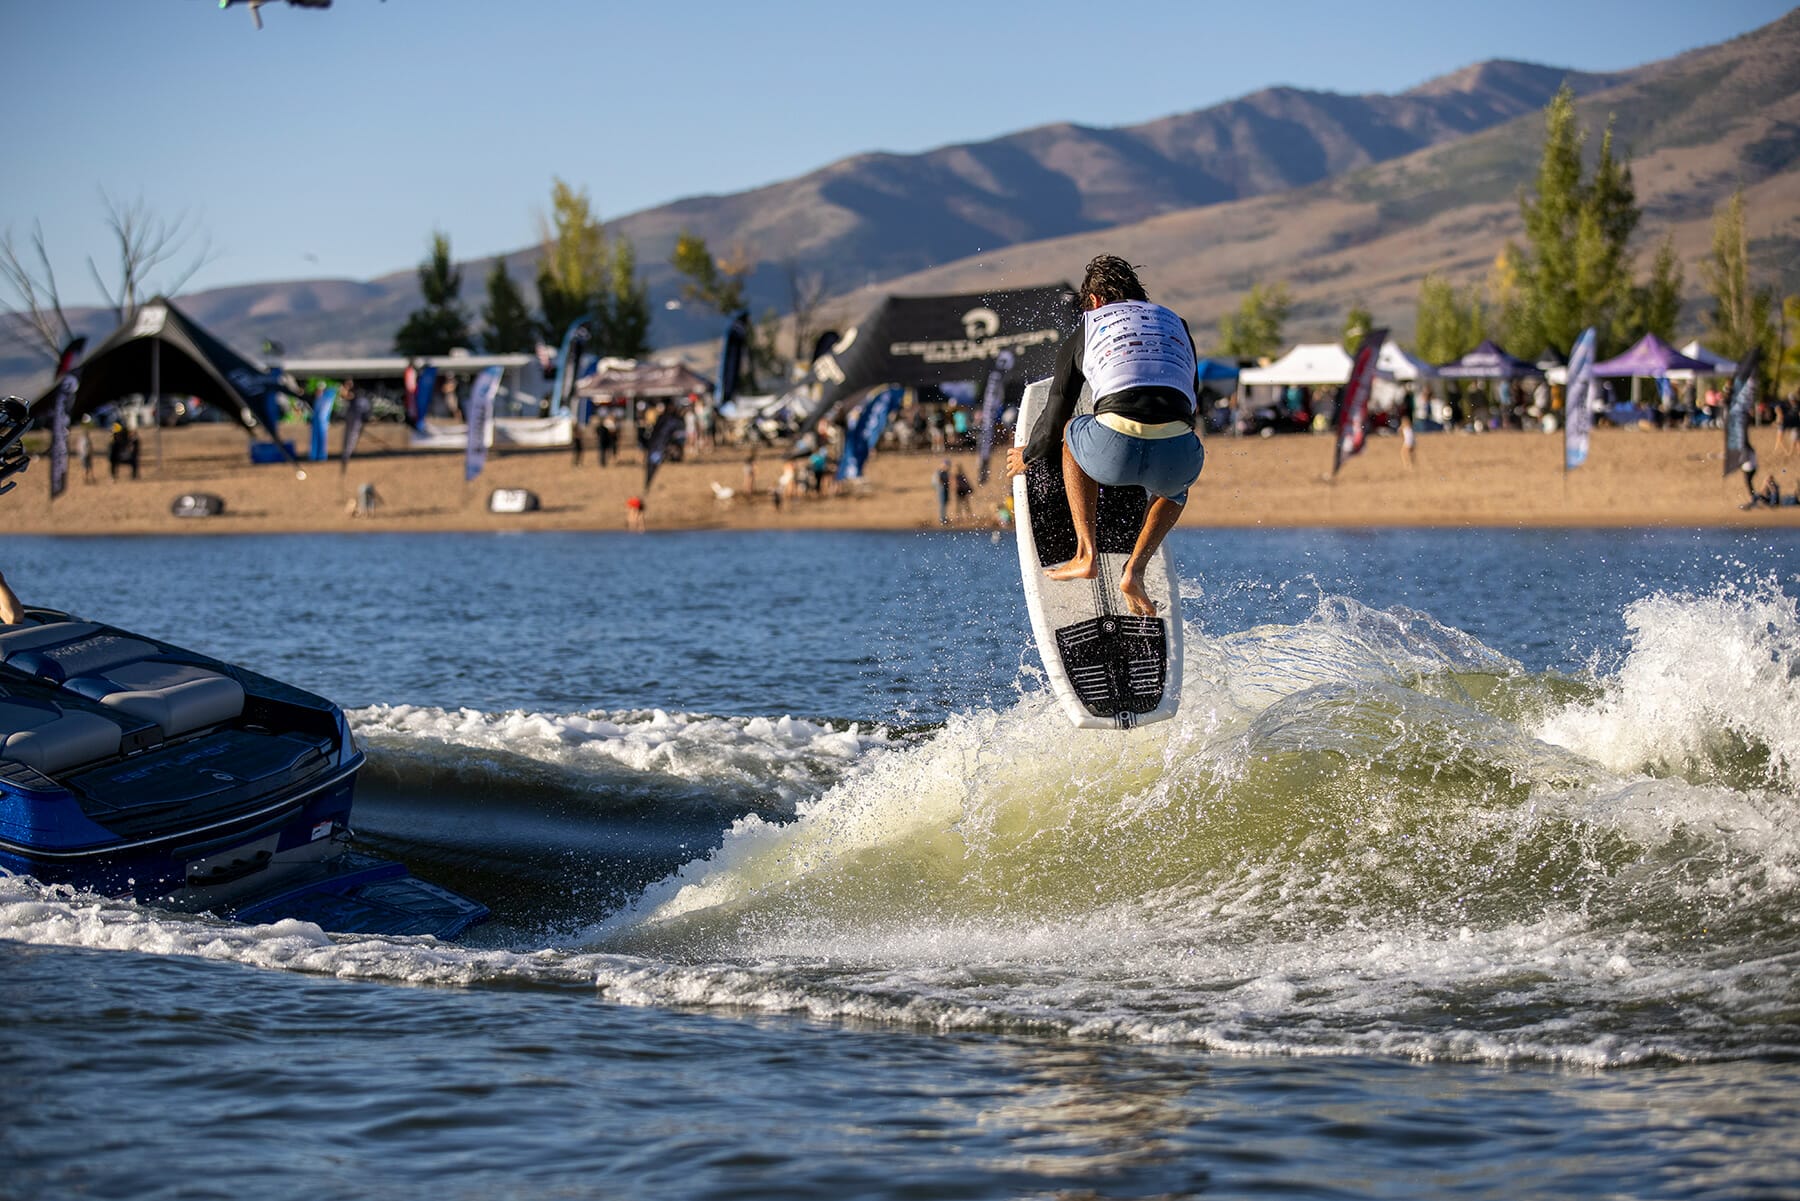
[1006,255,1202,616]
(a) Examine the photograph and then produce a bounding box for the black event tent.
[795,283,1078,430]
[28,295,287,446]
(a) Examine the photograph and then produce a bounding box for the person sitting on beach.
[1006,254,1202,617]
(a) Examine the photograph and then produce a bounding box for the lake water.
[3,527,1799,1200]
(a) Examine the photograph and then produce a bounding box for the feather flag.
[1564,327,1596,471]
[976,349,1016,484]
[48,336,85,500]
[642,399,687,491]
[338,384,371,470]
[309,385,336,462]
[465,366,501,482]
[1723,346,1762,478]
[836,385,905,482]
[1331,329,1387,477]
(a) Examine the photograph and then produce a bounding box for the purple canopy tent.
[1591,334,1711,378]
[1435,341,1543,379]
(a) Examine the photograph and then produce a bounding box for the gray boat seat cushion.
[0,622,103,666]
[64,660,245,738]
[0,696,124,774]
[3,631,159,685]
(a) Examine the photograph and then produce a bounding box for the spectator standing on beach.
[76,424,94,483]
[625,495,645,532]
[743,451,757,495]
[1779,395,1799,458]
[954,464,975,520]
[597,415,618,467]
[934,459,951,525]
[1400,413,1416,469]
[442,375,462,422]
[570,423,583,467]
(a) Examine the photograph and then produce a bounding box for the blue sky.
[2,0,1791,307]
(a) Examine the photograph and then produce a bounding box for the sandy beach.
[6,421,1799,536]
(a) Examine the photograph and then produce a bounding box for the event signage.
[1723,347,1761,478]
[1564,328,1595,471]
[465,366,501,482]
[1331,329,1387,477]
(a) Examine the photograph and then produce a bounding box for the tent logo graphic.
[961,307,1001,341]
[132,306,168,338]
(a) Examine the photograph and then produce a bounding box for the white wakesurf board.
[1012,377,1184,729]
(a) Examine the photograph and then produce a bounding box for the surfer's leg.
[1045,440,1100,580]
[1120,496,1185,616]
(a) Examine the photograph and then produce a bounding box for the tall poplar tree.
[535,179,610,348]
[533,178,653,358]
[1704,190,1776,368]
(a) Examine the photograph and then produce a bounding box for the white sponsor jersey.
[1081,301,1196,404]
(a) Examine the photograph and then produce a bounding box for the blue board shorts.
[1065,415,1204,505]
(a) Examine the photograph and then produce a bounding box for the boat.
[0,606,487,938]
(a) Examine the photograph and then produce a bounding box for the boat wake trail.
[5,581,1798,1064]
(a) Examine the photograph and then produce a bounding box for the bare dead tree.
[0,221,77,360]
[1,190,212,365]
[88,190,212,326]
[785,259,831,368]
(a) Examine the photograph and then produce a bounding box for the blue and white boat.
[0,607,486,938]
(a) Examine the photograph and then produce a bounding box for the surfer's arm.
[1022,337,1084,465]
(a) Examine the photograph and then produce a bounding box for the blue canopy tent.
[1435,341,1542,379]
[1591,334,1711,378]
[1591,334,1715,427]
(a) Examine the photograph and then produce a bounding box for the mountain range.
[5,9,1796,396]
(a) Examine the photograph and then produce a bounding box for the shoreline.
[4,423,1798,537]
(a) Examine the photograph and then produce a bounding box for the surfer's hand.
[1005,447,1027,477]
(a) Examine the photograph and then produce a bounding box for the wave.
[5,584,1798,1064]
[350,703,902,814]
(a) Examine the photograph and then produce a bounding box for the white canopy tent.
[1237,343,1353,387]
[1667,341,1738,382]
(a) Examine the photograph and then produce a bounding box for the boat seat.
[0,696,124,775]
[62,660,245,739]
[0,622,103,664]
[0,624,245,739]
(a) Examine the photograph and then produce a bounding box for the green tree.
[599,237,652,359]
[1626,235,1684,345]
[533,178,652,358]
[670,231,751,317]
[1704,190,1777,369]
[1510,90,1643,357]
[1216,281,1291,359]
[393,231,469,356]
[1576,121,1640,350]
[480,257,536,353]
[1414,273,1486,365]
[1340,301,1374,352]
[535,178,610,346]
[1779,294,1800,399]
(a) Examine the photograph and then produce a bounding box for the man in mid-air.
[1007,255,1202,617]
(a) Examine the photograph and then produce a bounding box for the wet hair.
[1080,255,1149,306]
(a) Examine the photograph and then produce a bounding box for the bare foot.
[1119,571,1158,616]
[1044,554,1097,581]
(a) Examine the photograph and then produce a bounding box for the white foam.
[351,704,897,805]
[1537,580,1800,787]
